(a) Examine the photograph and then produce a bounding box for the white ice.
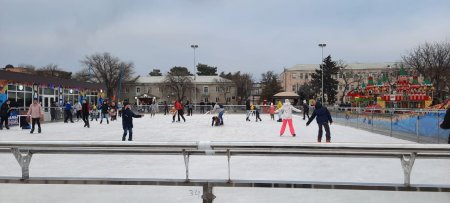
[0,113,449,203]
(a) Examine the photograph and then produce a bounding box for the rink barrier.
[0,141,450,203]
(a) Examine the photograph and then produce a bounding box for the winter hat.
[123,101,130,106]
[284,99,290,104]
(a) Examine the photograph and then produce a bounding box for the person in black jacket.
[0,100,11,130]
[245,100,251,121]
[306,101,333,142]
[302,100,310,120]
[440,107,450,144]
[122,102,143,141]
[100,101,109,124]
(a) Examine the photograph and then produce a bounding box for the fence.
[328,107,449,144]
[1,141,449,203]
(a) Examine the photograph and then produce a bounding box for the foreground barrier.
[0,141,449,203]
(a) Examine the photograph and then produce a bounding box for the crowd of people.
[2,97,449,144]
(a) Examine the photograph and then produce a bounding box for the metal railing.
[328,107,449,144]
[1,141,449,202]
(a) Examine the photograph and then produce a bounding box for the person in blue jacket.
[122,102,143,141]
[64,101,74,123]
[306,101,333,142]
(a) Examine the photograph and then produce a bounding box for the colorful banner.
[8,110,19,126]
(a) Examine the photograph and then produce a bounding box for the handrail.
[1,141,449,202]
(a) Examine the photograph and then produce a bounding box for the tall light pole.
[190,44,198,106]
[318,43,326,103]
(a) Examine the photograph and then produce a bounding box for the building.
[0,70,105,121]
[121,76,238,105]
[279,63,401,103]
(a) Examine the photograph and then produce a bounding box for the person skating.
[275,99,302,137]
[269,103,275,120]
[50,101,57,122]
[0,100,11,130]
[170,106,178,122]
[100,101,110,124]
[306,101,333,143]
[245,100,251,121]
[276,100,283,122]
[27,99,43,134]
[64,101,74,123]
[212,103,225,125]
[255,105,262,122]
[302,100,310,120]
[74,101,82,121]
[81,100,90,128]
[187,100,193,116]
[174,100,185,122]
[121,102,143,141]
[163,101,169,115]
[439,106,450,144]
[200,101,205,114]
[90,103,98,121]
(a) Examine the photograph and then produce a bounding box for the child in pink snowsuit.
[275,99,302,137]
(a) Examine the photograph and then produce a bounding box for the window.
[292,85,296,91]
[226,87,231,93]
[226,97,231,103]
[147,87,152,93]
[125,88,129,93]
[203,86,209,93]
[300,73,303,79]
[204,98,209,103]
[136,87,141,93]
[291,74,297,79]
[216,97,219,102]
[216,86,220,92]
[305,74,309,79]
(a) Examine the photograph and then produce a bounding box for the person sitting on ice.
[306,101,333,143]
[121,102,143,141]
[275,99,302,137]
[211,103,225,125]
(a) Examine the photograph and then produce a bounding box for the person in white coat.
[275,99,302,137]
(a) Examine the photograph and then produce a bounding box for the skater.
[121,102,143,141]
[245,100,251,121]
[90,103,98,121]
[440,106,450,144]
[81,100,90,128]
[174,100,185,122]
[163,101,169,115]
[0,100,11,130]
[275,99,302,137]
[27,99,43,134]
[170,106,178,122]
[50,101,57,121]
[269,103,275,120]
[110,101,117,121]
[200,101,205,114]
[150,100,157,117]
[306,101,333,143]
[187,100,193,116]
[64,101,74,123]
[74,101,82,121]
[255,105,262,122]
[117,102,123,117]
[211,103,225,125]
[100,101,110,124]
[276,100,283,122]
[302,100,310,120]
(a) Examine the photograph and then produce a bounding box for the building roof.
[137,75,233,84]
[287,63,395,71]
[273,91,300,98]
[0,70,105,90]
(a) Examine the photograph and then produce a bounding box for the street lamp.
[318,43,326,103]
[190,44,198,107]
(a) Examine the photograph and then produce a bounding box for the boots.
[326,139,331,143]
[38,128,41,133]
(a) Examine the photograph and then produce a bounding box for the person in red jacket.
[174,100,186,122]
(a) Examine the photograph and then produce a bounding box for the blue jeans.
[123,127,133,141]
[218,111,224,125]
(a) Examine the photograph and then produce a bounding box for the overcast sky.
[1,0,449,78]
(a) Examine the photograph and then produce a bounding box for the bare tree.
[402,41,450,102]
[337,61,363,103]
[220,71,254,104]
[36,64,72,79]
[161,66,193,102]
[78,53,138,99]
[213,78,233,104]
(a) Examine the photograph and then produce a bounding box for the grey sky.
[1,0,449,78]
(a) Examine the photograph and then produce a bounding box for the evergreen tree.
[260,71,283,103]
[197,63,218,76]
[310,55,340,104]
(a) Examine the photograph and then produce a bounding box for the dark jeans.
[188,108,193,116]
[164,108,168,115]
[50,110,56,121]
[303,110,309,120]
[177,110,185,122]
[318,122,331,142]
[0,115,8,128]
[82,114,90,127]
[64,110,73,122]
[122,127,133,141]
[76,111,82,120]
[31,118,41,133]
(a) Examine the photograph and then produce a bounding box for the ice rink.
[0,113,449,202]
